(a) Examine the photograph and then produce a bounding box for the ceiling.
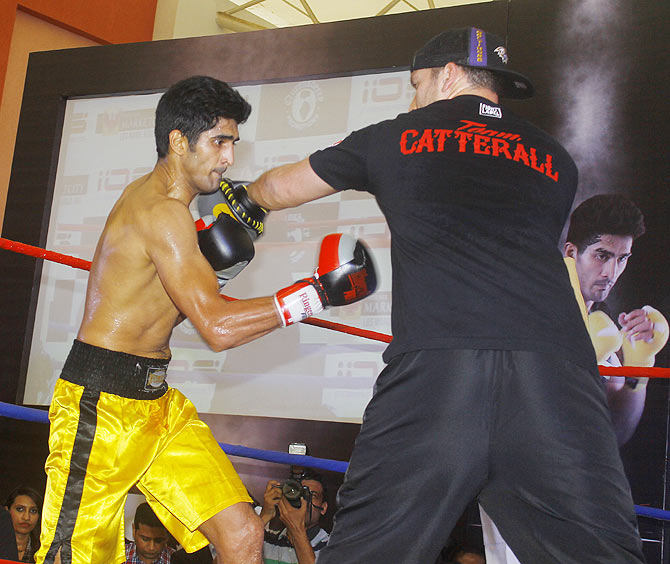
[215,0,490,33]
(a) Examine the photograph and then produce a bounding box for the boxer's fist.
[196,213,254,288]
[274,233,377,327]
[619,308,655,342]
[620,306,669,367]
[198,178,267,240]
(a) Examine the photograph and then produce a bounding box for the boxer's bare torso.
[77,117,279,359]
[78,168,189,359]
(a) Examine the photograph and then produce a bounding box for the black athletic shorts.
[317,349,645,564]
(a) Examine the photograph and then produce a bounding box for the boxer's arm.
[247,158,336,210]
[607,306,669,445]
[584,306,645,447]
[145,199,280,351]
[606,376,647,447]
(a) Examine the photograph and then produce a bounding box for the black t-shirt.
[309,95,596,369]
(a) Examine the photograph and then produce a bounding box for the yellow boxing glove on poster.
[588,310,623,365]
[621,306,669,368]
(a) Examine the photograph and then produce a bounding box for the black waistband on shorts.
[60,339,170,400]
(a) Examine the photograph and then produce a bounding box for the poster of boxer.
[520,1,670,561]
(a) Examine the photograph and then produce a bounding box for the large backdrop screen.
[23,71,414,422]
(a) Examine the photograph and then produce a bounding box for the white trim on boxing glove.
[274,281,324,327]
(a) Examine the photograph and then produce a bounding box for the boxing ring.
[1,236,670,524]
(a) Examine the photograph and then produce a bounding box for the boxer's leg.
[138,389,259,559]
[36,380,161,564]
[199,503,263,564]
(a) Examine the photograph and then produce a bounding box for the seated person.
[258,470,329,564]
[125,502,175,564]
[4,485,42,563]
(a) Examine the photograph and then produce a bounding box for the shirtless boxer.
[35,76,376,564]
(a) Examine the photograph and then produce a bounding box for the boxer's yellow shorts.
[35,378,252,564]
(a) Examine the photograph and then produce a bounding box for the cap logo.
[469,28,487,66]
[494,46,508,64]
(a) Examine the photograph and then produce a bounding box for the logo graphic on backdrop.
[70,113,88,135]
[62,175,89,196]
[360,76,409,105]
[95,109,155,141]
[341,73,415,130]
[256,79,351,140]
[285,81,323,130]
[97,167,152,192]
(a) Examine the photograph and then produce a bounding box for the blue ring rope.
[0,401,666,521]
[0,402,348,473]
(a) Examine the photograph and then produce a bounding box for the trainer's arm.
[247,158,337,210]
[146,199,280,351]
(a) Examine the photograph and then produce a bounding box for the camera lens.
[281,479,304,508]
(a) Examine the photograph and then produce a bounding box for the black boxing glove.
[196,213,255,288]
[274,233,377,326]
[198,178,267,240]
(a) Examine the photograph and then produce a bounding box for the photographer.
[258,471,329,564]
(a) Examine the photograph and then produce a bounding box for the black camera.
[281,478,312,509]
[278,442,312,508]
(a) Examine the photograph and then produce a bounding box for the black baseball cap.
[410,27,534,99]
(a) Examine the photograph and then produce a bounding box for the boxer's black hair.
[155,75,251,158]
[566,194,646,252]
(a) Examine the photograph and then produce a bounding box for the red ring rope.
[219,292,391,342]
[0,237,92,270]
[0,236,391,344]
[597,366,669,378]
[2,236,669,378]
